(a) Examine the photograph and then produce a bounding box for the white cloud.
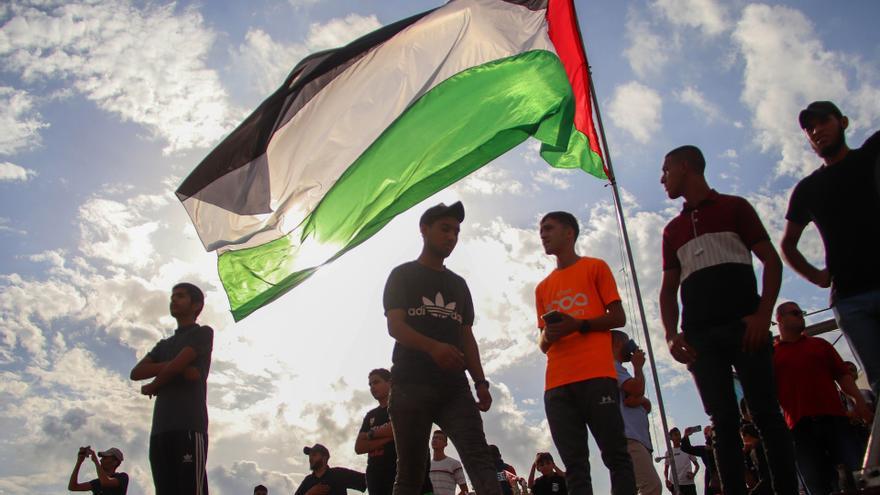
[0,217,26,236]
[720,149,738,159]
[531,167,575,191]
[652,0,729,36]
[77,196,164,269]
[676,86,722,123]
[233,14,382,95]
[623,12,674,78]
[608,81,663,144]
[0,86,48,155]
[733,4,880,177]
[0,161,36,182]
[455,166,524,196]
[0,1,237,154]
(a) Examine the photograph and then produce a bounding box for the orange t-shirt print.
[535,257,620,390]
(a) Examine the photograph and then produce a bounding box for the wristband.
[474,379,490,390]
[578,319,591,334]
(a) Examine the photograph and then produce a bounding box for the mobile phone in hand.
[541,310,564,324]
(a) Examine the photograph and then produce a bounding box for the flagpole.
[571,10,681,495]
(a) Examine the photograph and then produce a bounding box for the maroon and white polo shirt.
[662,190,770,331]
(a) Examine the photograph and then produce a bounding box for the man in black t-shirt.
[68,446,129,495]
[383,201,500,495]
[356,368,396,495]
[528,452,567,495]
[781,101,880,396]
[130,282,213,495]
[295,444,366,495]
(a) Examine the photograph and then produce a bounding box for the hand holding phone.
[541,310,564,325]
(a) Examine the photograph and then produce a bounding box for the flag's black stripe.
[501,0,548,11]
[176,9,434,201]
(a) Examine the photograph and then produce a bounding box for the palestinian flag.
[178,0,606,321]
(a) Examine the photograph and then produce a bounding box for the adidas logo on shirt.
[408,292,463,323]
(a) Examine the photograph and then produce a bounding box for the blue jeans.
[791,415,863,495]
[684,321,799,495]
[833,289,880,396]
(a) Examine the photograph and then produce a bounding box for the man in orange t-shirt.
[535,211,636,495]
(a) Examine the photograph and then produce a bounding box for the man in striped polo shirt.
[658,145,797,495]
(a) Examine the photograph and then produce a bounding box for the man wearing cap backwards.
[295,444,366,495]
[383,201,500,495]
[130,283,213,495]
[781,101,880,397]
[68,446,129,494]
[535,211,636,495]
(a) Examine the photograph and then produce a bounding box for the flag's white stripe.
[184,0,555,252]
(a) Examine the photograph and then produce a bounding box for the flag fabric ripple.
[177,0,605,321]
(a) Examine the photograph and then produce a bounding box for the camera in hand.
[622,339,639,360]
[684,425,702,435]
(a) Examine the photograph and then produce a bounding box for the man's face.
[431,433,447,450]
[421,217,460,259]
[536,457,554,475]
[802,114,847,158]
[776,303,806,335]
[98,456,119,472]
[368,374,390,402]
[660,156,686,200]
[670,430,681,444]
[539,218,572,256]
[309,451,327,471]
[169,287,199,318]
[846,362,859,380]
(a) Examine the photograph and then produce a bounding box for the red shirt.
[773,335,849,428]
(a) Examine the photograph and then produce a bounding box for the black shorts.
[367,465,396,495]
[150,430,209,495]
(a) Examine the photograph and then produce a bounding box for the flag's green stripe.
[220,50,595,321]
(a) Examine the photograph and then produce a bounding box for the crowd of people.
[66,101,879,495]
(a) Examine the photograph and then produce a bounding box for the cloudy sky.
[2,0,879,493]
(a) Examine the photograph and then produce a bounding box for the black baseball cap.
[798,101,843,129]
[303,444,330,457]
[419,201,465,225]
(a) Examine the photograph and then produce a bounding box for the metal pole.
[572,12,681,492]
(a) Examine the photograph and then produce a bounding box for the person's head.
[419,202,465,259]
[170,282,204,320]
[536,452,555,475]
[799,101,849,159]
[254,485,269,495]
[368,368,391,402]
[669,427,681,445]
[610,330,637,362]
[431,430,448,451]
[97,448,123,473]
[740,398,752,422]
[661,145,706,200]
[303,444,330,472]
[539,211,579,256]
[489,444,502,461]
[775,301,806,337]
[844,361,859,380]
[703,425,713,441]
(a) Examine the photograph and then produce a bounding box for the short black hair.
[254,485,268,494]
[537,452,554,463]
[173,282,205,315]
[670,427,680,435]
[433,430,447,437]
[740,423,759,439]
[368,368,391,382]
[666,145,706,174]
[541,211,579,238]
[775,300,798,317]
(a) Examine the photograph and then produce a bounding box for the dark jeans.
[685,321,798,495]
[668,484,697,495]
[833,289,880,397]
[791,415,864,495]
[544,377,637,495]
[388,381,500,495]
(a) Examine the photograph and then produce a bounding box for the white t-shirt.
[665,447,697,485]
[430,456,466,495]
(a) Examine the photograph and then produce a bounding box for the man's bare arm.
[780,220,830,287]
